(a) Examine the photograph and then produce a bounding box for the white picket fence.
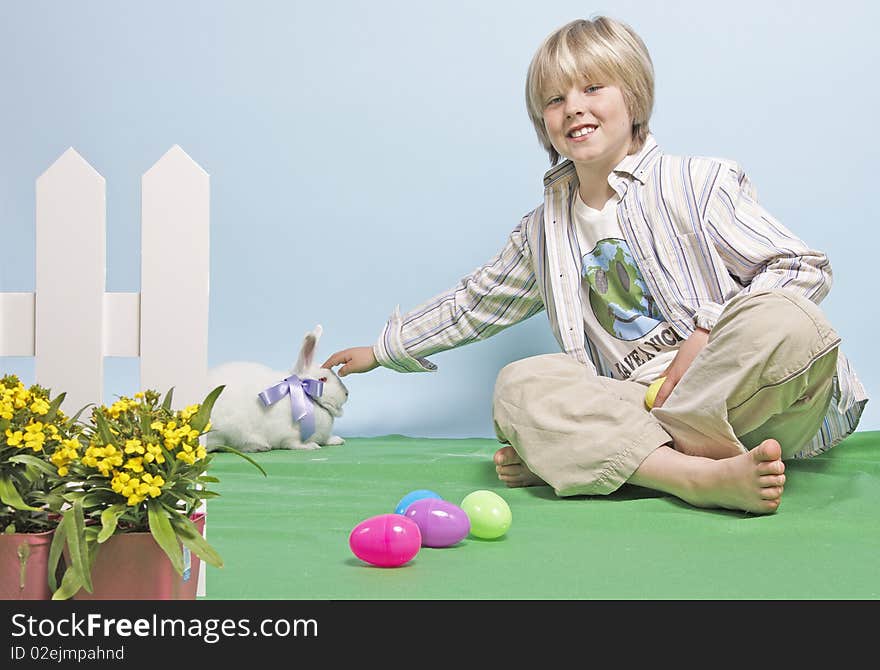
[0,145,210,596]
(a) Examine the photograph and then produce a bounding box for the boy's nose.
[564,91,586,117]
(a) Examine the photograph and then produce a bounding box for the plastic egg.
[644,376,667,410]
[404,498,471,548]
[348,514,421,567]
[394,489,443,515]
[460,490,512,539]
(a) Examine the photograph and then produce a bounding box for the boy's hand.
[322,346,379,377]
[652,327,710,409]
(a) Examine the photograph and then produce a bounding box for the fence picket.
[140,145,210,409]
[35,148,106,413]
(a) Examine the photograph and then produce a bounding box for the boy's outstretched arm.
[322,346,378,377]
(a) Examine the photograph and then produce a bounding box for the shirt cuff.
[693,301,724,331]
[373,306,438,373]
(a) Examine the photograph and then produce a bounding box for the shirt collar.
[542,134,661,191]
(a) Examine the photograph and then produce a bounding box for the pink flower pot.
[71,512,206,600]
[0,529,54,600]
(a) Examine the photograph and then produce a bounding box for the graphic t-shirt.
[571,191,682,383]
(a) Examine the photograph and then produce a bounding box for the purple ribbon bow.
[258,375,324,441]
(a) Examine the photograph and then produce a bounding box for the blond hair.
[525,17,654,165]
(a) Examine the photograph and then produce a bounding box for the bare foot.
[680,439,786,514]
[493,445,546,488]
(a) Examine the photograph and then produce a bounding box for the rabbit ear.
[294,324,323,373]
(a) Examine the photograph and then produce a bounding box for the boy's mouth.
[567,124,597,139]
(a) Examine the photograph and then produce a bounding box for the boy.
[323,16,868,514]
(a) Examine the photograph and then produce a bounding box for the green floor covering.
[201,430,880,600]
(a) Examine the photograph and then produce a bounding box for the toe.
[759,474,786,488]
[757,459,785,476]
[756,439,782,462]
[494,446,518,466]
[760,486,784,500]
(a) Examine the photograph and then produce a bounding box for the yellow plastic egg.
[645,376,667,410]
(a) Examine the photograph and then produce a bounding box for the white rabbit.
[205,324,349,452]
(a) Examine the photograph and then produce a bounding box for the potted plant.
[49,385,264,600]
[0,374,82,599]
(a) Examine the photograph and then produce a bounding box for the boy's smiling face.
[542,80,633,174]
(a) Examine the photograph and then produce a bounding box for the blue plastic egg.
[394,489,442,515]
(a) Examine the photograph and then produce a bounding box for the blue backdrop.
[1,0,875,437]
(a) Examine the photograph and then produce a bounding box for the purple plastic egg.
[349,514,421,567]
[404,498,471,548]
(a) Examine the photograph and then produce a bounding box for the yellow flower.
[143,443,165,464]
[180,404,199,421]
[124,438,144,454]
[5,429,23,447]
[24,422,46,452]
[108,399,131,418]
[29,397,50,415]
[163,429,181,449]
[111,471,131,493]
[136,473,163,498]
[176,450,196,465]
[124,457,144,473]
[12,384,29,409]
[83,443,123,474]
[49,438,80,474]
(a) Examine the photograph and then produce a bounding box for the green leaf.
[97,505,127,543]
[47,517,67,591]
[147,499,183,574]
[80,492,115,508]
[161,388,175,412]
[8,454,57,476]
[51,565,85,601]
[198,475,220,483]
[0,474,40,511]
[140,408,154,439]
[193,490,220,499]
[170,514,224,569]
[92,410,115,446]
[69,402,93,424]
[43,391,66,423]
[66,502,93,593]
[189,385,224,433]
[210,444,267,476]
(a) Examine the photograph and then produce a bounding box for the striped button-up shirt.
[374,135,868,457]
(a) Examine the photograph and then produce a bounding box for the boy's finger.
[322,353,345,369]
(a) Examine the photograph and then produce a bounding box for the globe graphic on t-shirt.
[582,239,663,340]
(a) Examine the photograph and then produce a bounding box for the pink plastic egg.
[348,514,422,567]
[404,498,471,548]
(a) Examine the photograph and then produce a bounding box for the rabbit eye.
[319,377,327,383]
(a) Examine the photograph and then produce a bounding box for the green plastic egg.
[460,490,512,539]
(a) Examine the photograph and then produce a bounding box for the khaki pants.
[492,289,840,497]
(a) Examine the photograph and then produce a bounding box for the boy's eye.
[585,84,602,94]
[545,96,563,107]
